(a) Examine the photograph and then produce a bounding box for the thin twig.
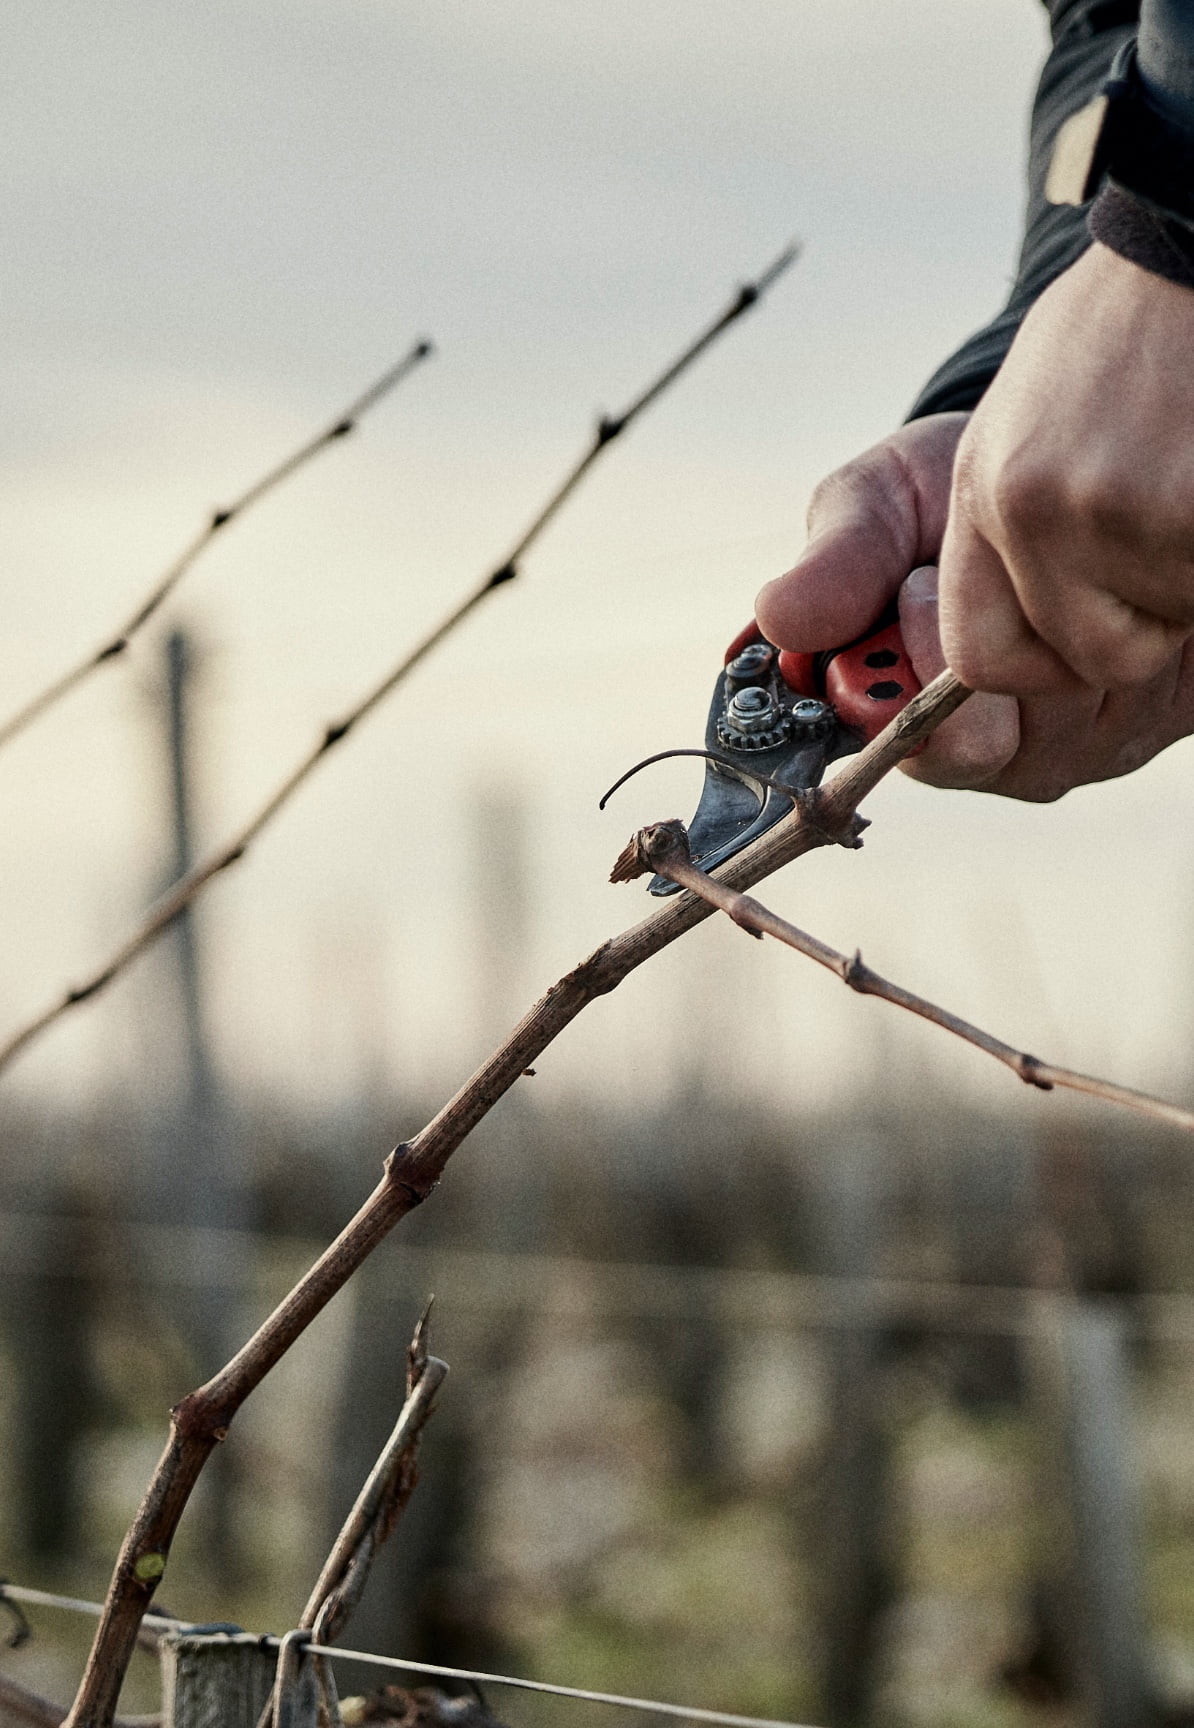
[289,1312,446,1728]
[58,659,943,1728]
[620,814,1194,1137]
[304,1343,447,1644]
[0,343,434,753]
[0,242,801,1082]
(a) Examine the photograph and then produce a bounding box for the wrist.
[1088,180,1194,290]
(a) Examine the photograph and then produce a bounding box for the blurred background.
[5,2,1194,1725]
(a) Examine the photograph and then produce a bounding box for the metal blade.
[647,648,858,897]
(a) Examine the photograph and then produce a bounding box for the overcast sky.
[3,1,1191,1136]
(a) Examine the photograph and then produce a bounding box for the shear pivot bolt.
[726,687,777,731]
[718,685,792,750]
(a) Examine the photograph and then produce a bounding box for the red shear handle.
[820,620,921,742]
[724,617,922,745]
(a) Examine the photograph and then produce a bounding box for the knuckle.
[1018,773,1070,804]
[990,759,1072,802]
[949,632,1067,698]
[806,455,878,524]
[1064,607,1181,689]
[1065,466,1145,542]
[1013,782,1069,805]
[1108,733,1160,778]
[1065,458,1194,558]
[989,453,1057,537]
[806,462,865,527]
[898,755,954,788]
[946,636,1003,692]
[806,439,913,534]
[803,470,840,528]
[948,434,983,512]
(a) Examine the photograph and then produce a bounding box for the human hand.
[940,242,1194,698]
[754,412,1022,791]
[757,243,1194,798]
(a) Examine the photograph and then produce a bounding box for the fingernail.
[902,563,939,601]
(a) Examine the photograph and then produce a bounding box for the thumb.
[756,416,966,652]
[756,462,913,651]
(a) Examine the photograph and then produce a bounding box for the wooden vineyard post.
[159,1631,321,1728]
[1023,1294,1156,1728]
[814,1129,889,1728]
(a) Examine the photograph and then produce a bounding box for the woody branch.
[615,814,1194,1136]
[68,667,1194,1728]
[0,241,800,1080]
[60,667,963,1728]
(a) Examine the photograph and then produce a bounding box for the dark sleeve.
[1139,0,1194,118]
[907,0,1138,420]
[1086,0,1194,287]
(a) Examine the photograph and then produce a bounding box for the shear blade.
[648,689,842,899]
[645,767,787,897]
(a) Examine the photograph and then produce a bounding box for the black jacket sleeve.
[1086,1,1194,288]
[907,0,1139,419]
[1139,0,1194,118]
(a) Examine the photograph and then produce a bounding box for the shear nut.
[718,685,791,751]
[725,687,777,728]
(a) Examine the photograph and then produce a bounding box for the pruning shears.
[644,611,921,896]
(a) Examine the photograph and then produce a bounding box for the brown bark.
[629,813,1194,1136]
[61,669,959,1728]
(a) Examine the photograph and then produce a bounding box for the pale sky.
[4,1,1191,1132]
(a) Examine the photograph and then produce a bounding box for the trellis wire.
[0,1212,1185,1339]
[310,1642,822,1728]
[0,1585,180,1632]
[0,1586,823,1728]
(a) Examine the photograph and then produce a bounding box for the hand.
[755,413,1022,791]
[756,243,1194,799]
[941,242,1194,698]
